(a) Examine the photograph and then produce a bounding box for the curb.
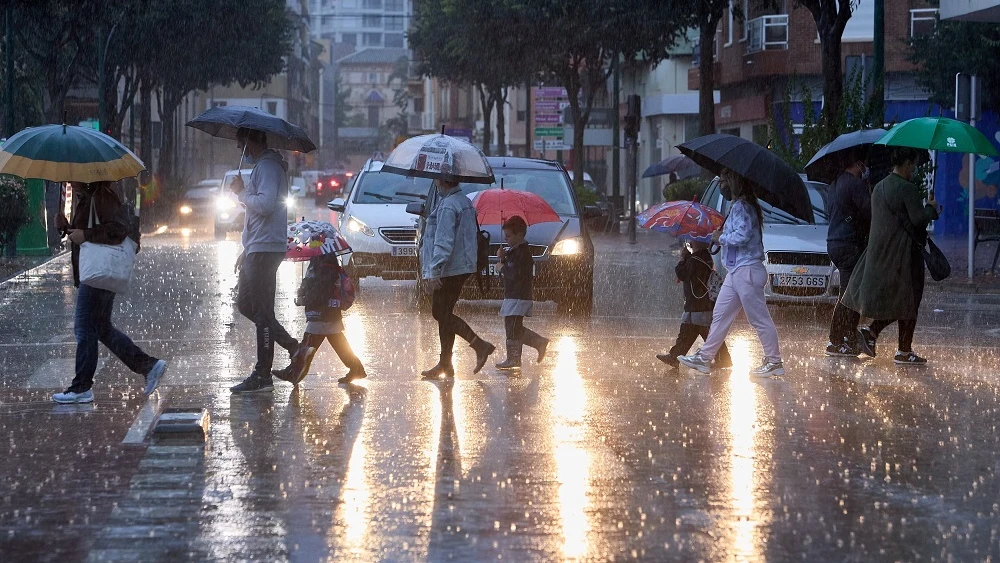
[0,249,69,285]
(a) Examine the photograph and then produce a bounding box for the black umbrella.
[678,134,814,223]
[641,155,701,179]
[804,128,888,184]
[186,105,316,153]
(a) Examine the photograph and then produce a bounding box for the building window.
[368,72,378,83]
[363,32,382,46]
[385,15,404,31]
[267,101,278,115]
[517,109,526,122]
[384,33,404,48]
[746,15,788,53]
[368,106,380,128]
[385,0,403,11]
[343,16,360,29]
[362,14,382,28]
[341,33,357,45]
[363,0,382,9]
[322,15,333,27]
[413,97,424,113]
[910,8,938,37]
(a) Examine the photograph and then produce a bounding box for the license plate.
[391,245,417,257]
[772,274,827,288]
[482,263,535,277]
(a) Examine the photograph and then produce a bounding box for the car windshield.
[353,171,433,203]
[458,169,578,216]
[758,183,829,225]
[184,187,216,200]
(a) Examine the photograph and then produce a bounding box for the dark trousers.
[828,244,862,345]
[668,322,732,367]
[869,318,917,353]
[431,274,478,362]
[237,252,298,375]
[299,332,363,374]
[70,283,158,392]
[503,315,547,349]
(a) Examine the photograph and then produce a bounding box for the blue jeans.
[70,283,157,393]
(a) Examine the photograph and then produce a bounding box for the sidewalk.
[926,234,1000,294]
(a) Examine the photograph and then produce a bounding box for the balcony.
[746,15,788,54]
[910,8,939,37]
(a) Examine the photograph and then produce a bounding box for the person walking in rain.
[272,253,367,385]
[824,147,877,357]
[657,239,732,370]
[678,169,785,377]
[841,147,939,365]
[494,215,549,370]
[229,127,308,393]
[420,179,496,379]
[52,181,166,403]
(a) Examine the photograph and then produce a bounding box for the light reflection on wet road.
[2,214,1000,561]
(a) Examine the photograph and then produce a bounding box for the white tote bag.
[78,195,137,294]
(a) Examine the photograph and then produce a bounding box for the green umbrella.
[875,117,998,157]
[0,124,145,182]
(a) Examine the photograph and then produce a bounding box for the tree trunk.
[157,91,181,186]
[819,29,843,139]
[139,75,153,168]
[698,20,719,137]
[563,71,586,187]
[476,84,494,155]
[494,86,507,156]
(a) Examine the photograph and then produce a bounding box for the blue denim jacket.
[421,187,478,279]
[720,200,765,269]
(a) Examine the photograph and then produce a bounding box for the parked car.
[699,175,840,308]
[405,157,603,315]
[327,160,425,283]
[214,169,302,239]
[177,179,220,224]
[315,170,352,205]
[568,170,615,232]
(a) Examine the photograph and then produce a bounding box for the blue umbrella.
[186,105,316,153]
[805,128,887,184]
[642,155,700,179]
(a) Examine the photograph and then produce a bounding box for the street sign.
[545,140,570,151]
[532,140,545,151]
[534,127,564,137]
[535,114,562,124]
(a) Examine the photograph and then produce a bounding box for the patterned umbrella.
[471,188,561,226]
[0,124,145,182]
[636,200,725,243]
[285,220,351,262]
[381,133,495,184]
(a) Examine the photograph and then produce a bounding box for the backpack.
[475,217,491,292]
[329,265,356,310]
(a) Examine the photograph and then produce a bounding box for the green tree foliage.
[793,0,856,141]
[910,20,1000,112]
[0,175,29,250]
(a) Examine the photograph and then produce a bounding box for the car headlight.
[179,205,192,215]
[347,216,375,237]
[550,237,582,256]
[216,196,235,211]
[285,196,295,209]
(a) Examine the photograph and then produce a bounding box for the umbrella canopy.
[0,124,145,183]
[285,220,351,262]
[186,105,316,153]
[636,200,725,243]
[678,134,814,223]
[642,155,701,179]
[381,134,495,184]
[471,188,561,226]
[876,117,999,156]
[805,128,888,184]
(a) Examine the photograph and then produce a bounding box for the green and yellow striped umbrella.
[0,124,145,182]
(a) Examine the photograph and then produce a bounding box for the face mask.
[720,183,733,201]
[860,163,870,181]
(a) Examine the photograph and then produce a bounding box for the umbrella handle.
[237,144,247,170]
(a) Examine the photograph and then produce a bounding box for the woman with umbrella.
[678,169,785,377]
[841,147,939,365]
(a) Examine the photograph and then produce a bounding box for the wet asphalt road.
[3,205,1000,562]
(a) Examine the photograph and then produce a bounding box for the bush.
[663,177,709,202]
[0,175,29,250]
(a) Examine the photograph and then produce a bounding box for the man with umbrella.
[229,127,307,393]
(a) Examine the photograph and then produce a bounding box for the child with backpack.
[495,215,549,370]
[657,240,732,370]
[273,253,366,385]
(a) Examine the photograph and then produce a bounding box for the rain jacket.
[720,200,764,270]
[421,186,477,279]
[675,247,716,313]
[298,255,343,326]
[826,171,871,248]
[68,183,133,288]
[240,149,289,254]
[842,173,938,320]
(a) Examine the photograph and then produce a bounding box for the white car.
[213,168,303,239]
[700,176,840,307]
[327,159,426,282]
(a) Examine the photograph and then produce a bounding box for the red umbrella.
[471,188,561,226]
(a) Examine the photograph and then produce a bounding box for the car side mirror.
[327,197,346,213]
[405,202,424,216]
[582,205,603,219]
[289,183,304,195]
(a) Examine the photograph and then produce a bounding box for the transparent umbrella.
[381,133,495,184]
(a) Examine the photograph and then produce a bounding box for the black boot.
[421,356,455,379]
[272,343,315,384]
[470,336,496,374]
[495,339,522,370]
[522,329,549,364]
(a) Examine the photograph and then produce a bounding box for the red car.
[315,171,352,204]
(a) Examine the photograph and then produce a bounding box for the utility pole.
[872,0,885,124]
[611,57,621,233]
[624,95,640,244]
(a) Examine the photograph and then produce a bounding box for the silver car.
[700,176,840,308]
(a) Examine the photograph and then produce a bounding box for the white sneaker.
[751,360,785,378]
[52,389,94,404]
[678,353,712,374]
[144,360,168,396]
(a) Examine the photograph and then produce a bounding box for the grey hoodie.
[239,149,289,254]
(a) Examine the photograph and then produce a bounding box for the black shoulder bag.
[890,202,950,281]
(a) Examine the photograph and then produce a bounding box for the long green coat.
[842,173,938,320]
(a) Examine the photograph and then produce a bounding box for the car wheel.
[214,224,226,240]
